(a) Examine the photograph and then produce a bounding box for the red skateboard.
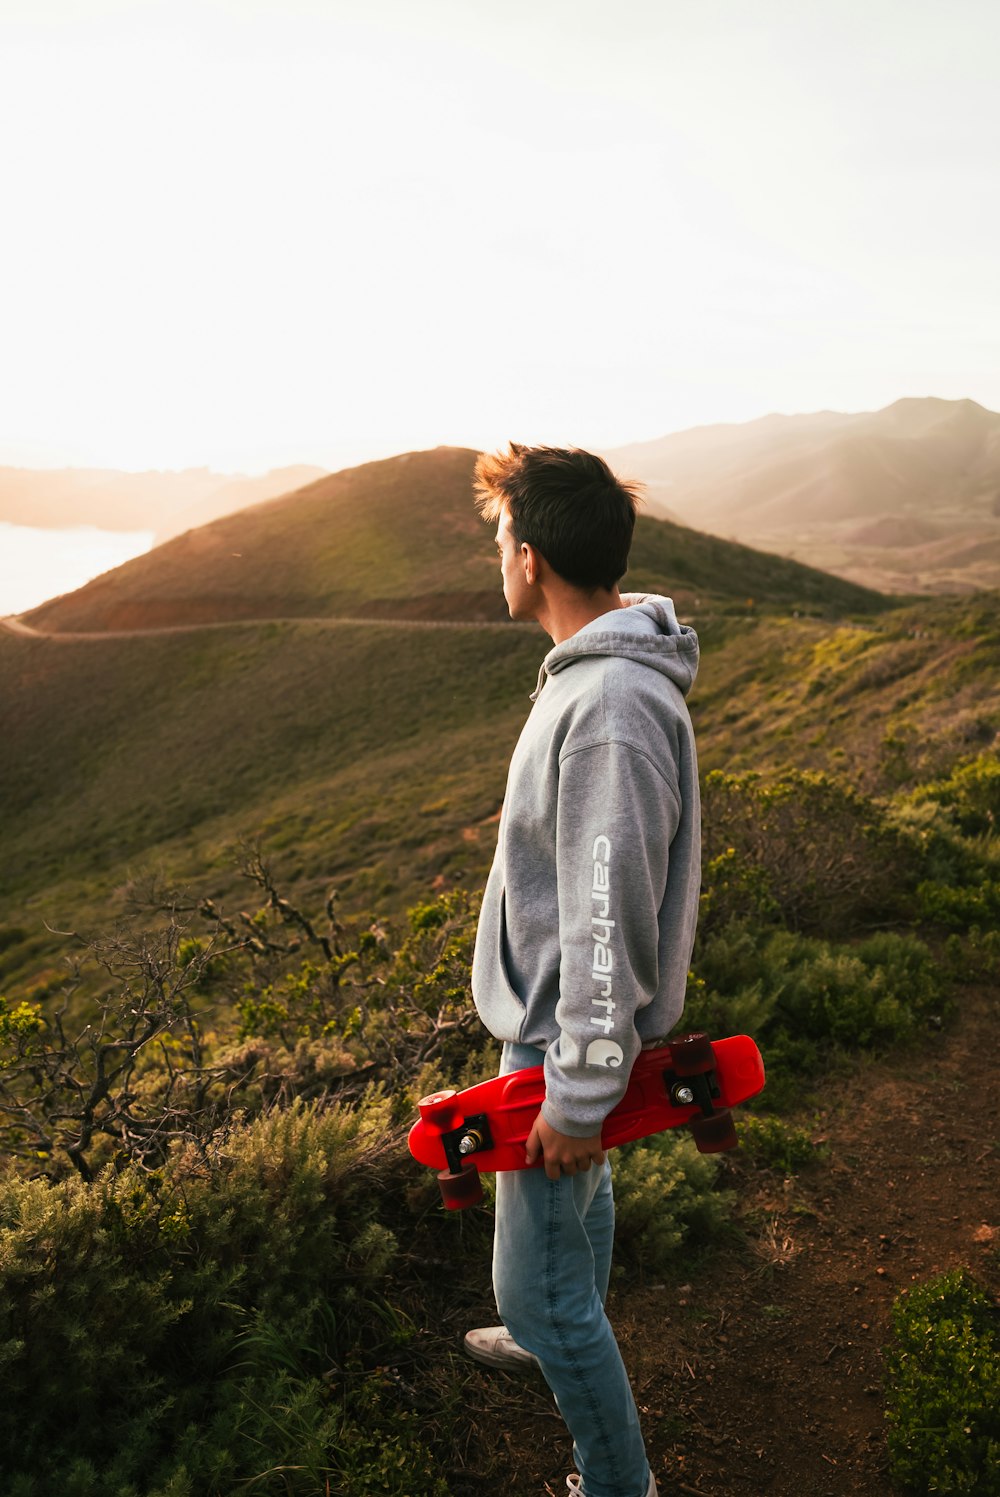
[409,1031,765,1209]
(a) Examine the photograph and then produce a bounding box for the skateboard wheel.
[437,1161,484,1210]
[689,1108,739,1153]
[418,1090,462,1128]
[669,1031,714,1076]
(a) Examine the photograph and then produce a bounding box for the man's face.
[495,509,535,621]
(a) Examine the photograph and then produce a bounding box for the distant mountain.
[0,463,327,534]
[606,397,1000,594]
[153,467,329,542]
[22,447,886,634]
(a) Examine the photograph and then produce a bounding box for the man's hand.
[525,1112,606,1181]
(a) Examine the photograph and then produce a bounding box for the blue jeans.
[491,1042,651,1497]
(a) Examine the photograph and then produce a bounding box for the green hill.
[0,618,539,957]
[3,588,998,995]
[23,447,886,633]
[1,450,997,1497]
[693,591,1000,789]
[6,446,995,998]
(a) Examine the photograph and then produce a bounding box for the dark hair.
[473,442,641,590]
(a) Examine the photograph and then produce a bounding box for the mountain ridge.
[22,447,887,634]
[605,396,1000,594]
[7,395,998,596]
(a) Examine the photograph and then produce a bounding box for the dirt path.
[452,986,998,1496]
[0,613,513,641]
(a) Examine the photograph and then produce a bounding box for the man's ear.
[521,541,541,585]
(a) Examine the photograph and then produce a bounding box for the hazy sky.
[1,0,997,475]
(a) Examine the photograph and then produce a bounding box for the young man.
[465,442,702,1497]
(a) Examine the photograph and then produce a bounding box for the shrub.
[700,769,924,935]
[909,752,1000,837]
[0,877,489,1183]
[736,1114,826,1173]
[769,929,942,1048]
[231,884,486,1087]
[686,926,949,1109]
[917,878,1000,932]
[0,1093,450,1496]
[943,929,1000,983]
[611,1130,732,1276]
[885,1269,1000,1495]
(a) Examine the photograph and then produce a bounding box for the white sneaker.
[566,1471,657,1496]
[462,1324,539,1370]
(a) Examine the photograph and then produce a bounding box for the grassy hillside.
[25,448,502,630]
[5,447,996,999]
[694,591,1000,789]
[3,590,998,996]
[23,447,886,633]
[0,619,541,967]
[1,459,997,1497]
[625,514,886,615]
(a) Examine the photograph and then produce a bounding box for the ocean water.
[0,522,155,616]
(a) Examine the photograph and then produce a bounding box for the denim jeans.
[491,1042,651,1497]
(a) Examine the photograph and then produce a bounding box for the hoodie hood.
[533,593,699,700]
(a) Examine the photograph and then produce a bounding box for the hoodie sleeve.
[540,739,681,1137]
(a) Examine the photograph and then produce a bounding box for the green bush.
[736,1114,826,1173]
[768,929,942,1048]
[330,1373,451,1496]
[700,769,924,935]
[909,752,1000,837]
[943,929,1000,983]
[889,762,1000,934]
[687,925,948,1108]
[917,878,1000,932]
[885,1269,1000,1495]
[611,1130,732,1276]
[233,887,486,1083]
[0,1093,449,1496]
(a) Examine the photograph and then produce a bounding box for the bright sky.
[1,0,997,475]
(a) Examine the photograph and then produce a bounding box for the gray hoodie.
[471,593,702,1137]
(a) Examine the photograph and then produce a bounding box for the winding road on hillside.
[0,613,515,641]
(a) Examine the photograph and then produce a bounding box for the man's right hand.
[525,1112,606,1180]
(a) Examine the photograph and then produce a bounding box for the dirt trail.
[0,614,512,641]
[454,987,998,1496]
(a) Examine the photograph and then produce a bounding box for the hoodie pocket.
[496,889,526,1014]
[471,886,527,1041]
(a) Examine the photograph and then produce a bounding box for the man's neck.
[537,585,625,645]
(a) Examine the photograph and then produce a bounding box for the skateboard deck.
[409,1031,765,1208]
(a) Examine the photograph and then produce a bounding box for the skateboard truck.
[416,1092,494,1209]
[662,1032,738,1151]
[442,1113,494,1176]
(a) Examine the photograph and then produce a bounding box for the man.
[464,442,702,1497]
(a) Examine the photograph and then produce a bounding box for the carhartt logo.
[586,1038,624,1068]
[589,835,617,1048]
